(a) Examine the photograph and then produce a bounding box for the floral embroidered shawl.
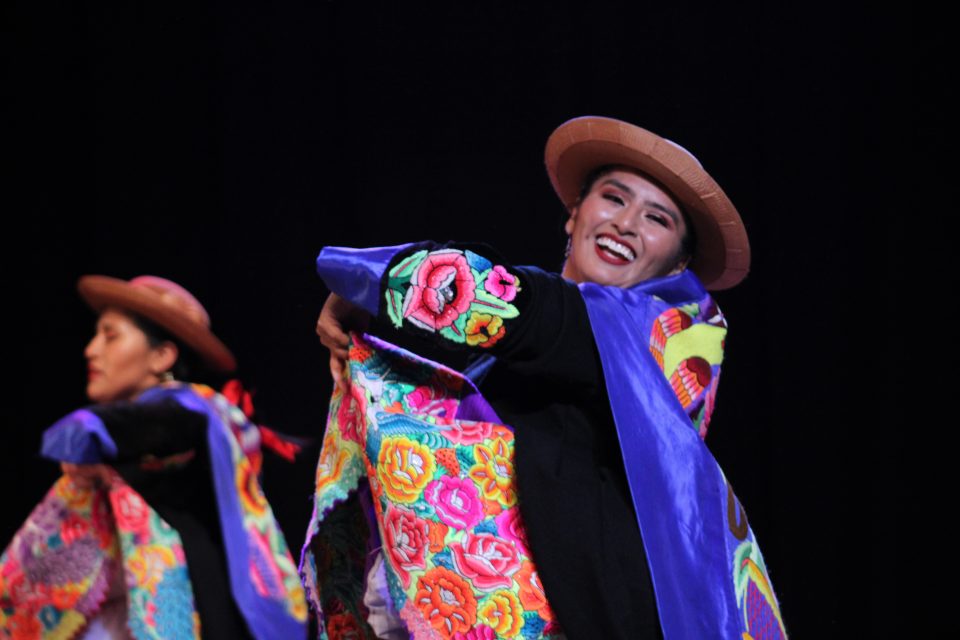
[0,384,307,640]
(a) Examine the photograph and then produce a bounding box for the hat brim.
[78,275,237,373]
[545,116,750,290]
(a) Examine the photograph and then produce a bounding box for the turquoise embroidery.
[385,248,521,348]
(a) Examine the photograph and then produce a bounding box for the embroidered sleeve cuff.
[383,246,523,349]
[41,408,119,463]
[316,244,416,315]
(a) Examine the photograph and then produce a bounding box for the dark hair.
[577,165,697,264]
[128,313,200,382]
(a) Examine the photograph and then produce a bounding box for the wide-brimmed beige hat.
[545,116,750,290]
[78,275,236,373]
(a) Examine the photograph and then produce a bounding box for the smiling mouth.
[595,235,636,262]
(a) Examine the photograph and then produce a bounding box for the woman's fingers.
[329,352,349,393]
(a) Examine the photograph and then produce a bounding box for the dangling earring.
[160,371,175,383]
[564,236,572,259]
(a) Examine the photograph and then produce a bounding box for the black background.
[8,2,907,636]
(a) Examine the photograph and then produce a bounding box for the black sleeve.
[89,398,207,462]
[375,242,602,389]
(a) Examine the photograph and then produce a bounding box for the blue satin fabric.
[316,243,415,315]
[41,408,118,463]
[580,271,740,639]
[40,385,307,640]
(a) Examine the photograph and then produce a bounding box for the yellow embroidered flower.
[467,438,516,507]
[315,432,350,494]
[478,590,525,637]
[236,456,269,516]
[465,312,505,347]
[377,437,437,504]
[127,545,176,595]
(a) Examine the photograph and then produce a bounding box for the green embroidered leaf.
[388,249,428,280]
[471,289,520,319]
[385,289,405,328]
[439,316,467,344]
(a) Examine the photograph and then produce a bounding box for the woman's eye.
[602,193,625,206]
[647,213,668,227]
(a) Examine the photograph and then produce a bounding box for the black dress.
[367,244,664,640]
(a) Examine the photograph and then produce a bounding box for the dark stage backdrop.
[9,2,904,636]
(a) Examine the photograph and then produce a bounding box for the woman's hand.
[316,293,371,391]
[60,462,117,489]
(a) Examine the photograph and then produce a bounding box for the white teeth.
[596,236,636,261]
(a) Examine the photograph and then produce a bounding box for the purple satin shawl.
[580,273,741,639]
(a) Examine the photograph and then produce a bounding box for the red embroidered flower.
[450,532,522,592]
[414,566,478,637]
[9,611,42,640]
[326,612,364,640]
[383,504,430,587]
[60,513,90,545]
[483,265,519,302]
[403,250,476,331]
[442,420,493,446]
[110,485,150,536]
[336,385,367,443]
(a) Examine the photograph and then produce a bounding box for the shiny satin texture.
[580,271,742,639]
[317,243,414,314]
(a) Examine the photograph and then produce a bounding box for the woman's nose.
[611,206,640,236]
[84,335,99,359]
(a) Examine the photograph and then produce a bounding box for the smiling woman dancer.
[1,275,306,639]
[304,116,786,640]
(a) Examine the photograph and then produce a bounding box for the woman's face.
[84,309,170,403]
[562,168,688,288]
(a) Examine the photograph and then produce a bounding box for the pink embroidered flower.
[407,384,459,418]
[483,265,518,302]
[442,420,493,445]
[110,485,150,537]
[403,250,476,331]
[336,385,367,443]
[450,532,522,592]
[425,476,485,530]
[453,624,497,640]
[383,504,430,587]
[494,509,530,556]
[249,529,284,598]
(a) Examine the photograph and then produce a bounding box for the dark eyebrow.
[600,178,682,225]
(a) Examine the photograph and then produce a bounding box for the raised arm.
[316,242,603,388]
